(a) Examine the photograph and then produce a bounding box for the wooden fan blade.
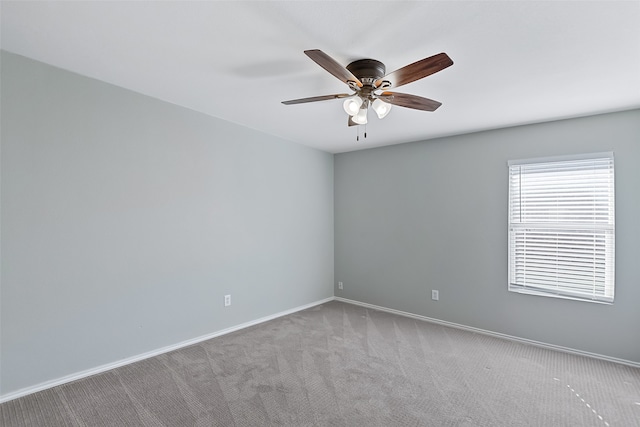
[375,53,453,89]
[304,49,363,88]
[282,93,351,105]
[378,92,442,111]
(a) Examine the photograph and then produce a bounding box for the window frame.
[507,152,615,304]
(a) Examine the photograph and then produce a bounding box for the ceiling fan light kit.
[352,104,369,125]
[343,96,363,116]
[282,49,453,133]
[372,98,391,119]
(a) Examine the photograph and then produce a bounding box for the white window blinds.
[508,153,615,303]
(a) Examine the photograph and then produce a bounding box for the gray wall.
[0,51,334,395]
[335,109,640,364]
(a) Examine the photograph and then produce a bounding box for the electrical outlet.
[431,290,439,301]
[338,282,343,290]
[224,295,231,307]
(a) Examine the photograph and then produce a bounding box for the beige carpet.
[2,301,639,426]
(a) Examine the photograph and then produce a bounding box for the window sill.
[508,287,613,305]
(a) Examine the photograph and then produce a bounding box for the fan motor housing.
[346,59,386,84]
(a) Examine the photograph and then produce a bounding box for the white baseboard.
[334,297,640,369]
[0,296,335,404]
[4,295,637,404]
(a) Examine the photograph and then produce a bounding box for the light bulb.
[343,96,363,116]
[372,98,392,119]
[352,107,368,125]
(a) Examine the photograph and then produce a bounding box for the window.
[508,153,615,303]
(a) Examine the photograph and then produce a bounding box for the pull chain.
[355,124,368,142]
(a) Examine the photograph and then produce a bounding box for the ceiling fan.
[282,50,453,126]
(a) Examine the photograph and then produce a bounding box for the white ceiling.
[2,1,639,153]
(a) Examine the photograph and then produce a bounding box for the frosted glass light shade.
[352,107,368,125]
[372,99,392,119]
[343,96,363,116]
